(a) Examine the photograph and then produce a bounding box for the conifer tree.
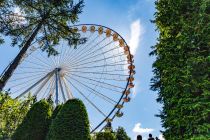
[0,0,85,90]
[151,0,210,139]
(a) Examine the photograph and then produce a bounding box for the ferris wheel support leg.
[34,73,54,97]
[16,71,54,99]
[55,68,59,105]
[62,77,74,99]
[58,75,66,102]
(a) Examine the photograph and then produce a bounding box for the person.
[137,135,142,140]
[155,137,160,140]
[148,133,155,140]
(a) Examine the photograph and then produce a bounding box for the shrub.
[51,104,63,120]
[12,99,52,140]
[46,99,90,140]
[0,92,35,139]
[115,127,130,140]
[151,0,210,139]
[95,132,116,140]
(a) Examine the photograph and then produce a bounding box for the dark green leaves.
[12,99,52,140]
[46,99,90,140]
[0,92,35,139]
[0,0,85,56]
[151,0,210,139]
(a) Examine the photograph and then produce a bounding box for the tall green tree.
[12,99,52,140]
[151,0,210,139]
[0,92,35,139]
[95,132,116,140]
[115,127,130,140]
[46,99,90,140]
[0,0,85,90]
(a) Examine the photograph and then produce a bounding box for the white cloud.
[131,80,140,98]
[128,19,144,55]
[132,123,154,134]
[159,134,165,140]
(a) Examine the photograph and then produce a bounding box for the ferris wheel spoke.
[68,52,125,69]
[8,75,47,91]
[58,75,67,102]
[41,78,54,99]
[65,73,125,90]
[67,35,108,64]
[15,71,55,99]
[72,74,127,82]
[62,77,74,99]
[61,32,94,63]
[66,34,101,63]
[9,73,47,82]
[18,66,51,71]
[66,74,123,93]
[68,75,118,105]
[64,34,99,64]
[67,62,127,70]
[67,70,129,77]
[68,46,123,67]
[23,59,51,68]
[30,53,54,68]
[65,78,107,117]
[33,74,54,97]
[13,70,48,75]
[71,39,114,66]
[69,75,123,93]
[47,78,56,99]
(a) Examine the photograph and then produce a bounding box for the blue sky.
[0,0,164,139]
[78,0,163,139]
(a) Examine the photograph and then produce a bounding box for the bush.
[12,99,52,140]
[115,127,130,140]
[0,92,35,139]
[51,104,63,120]
[151,0,210,139]
[46,99,90,140]
[95,132,116,140]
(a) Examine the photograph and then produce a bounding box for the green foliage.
[0,36,3,44]
[151,0,210,139]
[47,99,90,140]
[0,0,86,90]
[95,132,116,140]
[51,104,63,120]
[0,0,86,55]
[12,99,52,140]
[115,127,131,140]
[0,92,35,139]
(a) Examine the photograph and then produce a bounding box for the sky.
[0,0,164,140]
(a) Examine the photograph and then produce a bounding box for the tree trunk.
[0,22,43,91]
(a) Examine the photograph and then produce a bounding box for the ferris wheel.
[4,24,135,132]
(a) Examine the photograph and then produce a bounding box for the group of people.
[137,133,160,140]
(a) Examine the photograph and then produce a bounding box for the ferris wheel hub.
[55,67,62,72]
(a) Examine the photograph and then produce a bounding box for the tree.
[12,99,52,140]
[46,99,90,140]
[115,127,130,140]
[95,132,116,140]
[0,91,35,139]
[0,0,86,90]
[151,0,210,139]
[51,104,63,120]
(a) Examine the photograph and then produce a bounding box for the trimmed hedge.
[51,104,63,120]
[12,99,52,140]
[95,132,116,140]
[151,0,210,139]
[46,99,90,140]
